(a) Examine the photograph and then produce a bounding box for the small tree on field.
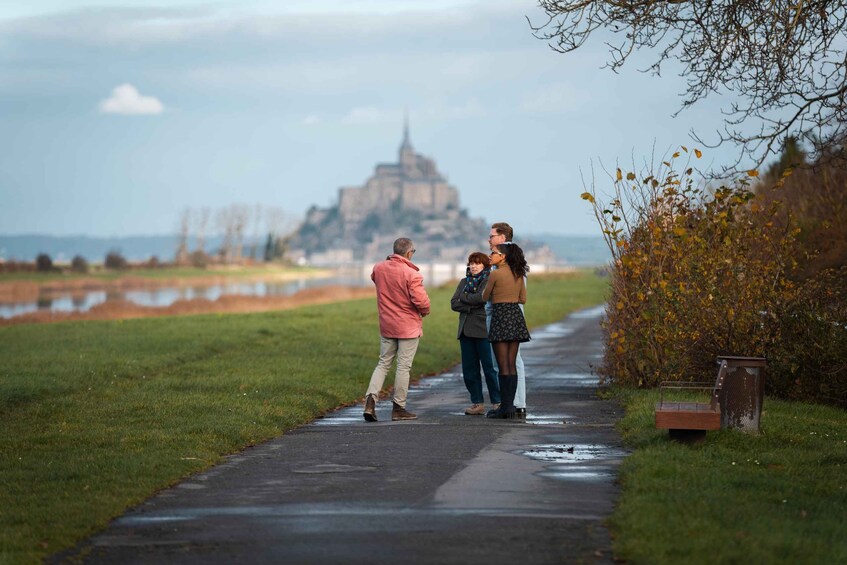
[189,250,209,269]
[104,250,128,270]
[35,253,53,272]
[70,255,89,273]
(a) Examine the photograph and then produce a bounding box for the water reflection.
[0,264,469,319]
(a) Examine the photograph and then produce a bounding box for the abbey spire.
[399,111,415,171]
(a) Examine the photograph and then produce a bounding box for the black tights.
[492,341,520,375]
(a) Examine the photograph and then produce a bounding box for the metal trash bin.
[716,356,767,433]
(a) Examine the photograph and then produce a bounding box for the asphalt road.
[55,305,627,564]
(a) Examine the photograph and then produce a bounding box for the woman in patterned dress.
[481,243,530,419]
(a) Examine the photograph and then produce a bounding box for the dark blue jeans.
[459,336,500,404]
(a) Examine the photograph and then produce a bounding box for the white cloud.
[341,106,393,125]
[301,114,320,126]
[98,83,164,115]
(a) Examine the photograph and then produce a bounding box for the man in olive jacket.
[363,237,431,422]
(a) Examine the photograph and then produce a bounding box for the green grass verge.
[0,271,608,563]
[609,387,847,564]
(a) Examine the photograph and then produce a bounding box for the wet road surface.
[55,305,626,564]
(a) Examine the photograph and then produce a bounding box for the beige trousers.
[365,336,420,407]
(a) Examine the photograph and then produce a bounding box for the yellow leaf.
[672,152,680,158]
[626,172,636,181]
[616,168,623,181]
[681,146,688,152]
[747,169,759,177]
[694,149,702,158]
[580,192,595,203]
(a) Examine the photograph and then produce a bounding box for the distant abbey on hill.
[290,121,491,264]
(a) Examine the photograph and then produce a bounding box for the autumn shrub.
[768,267,847,408]
[755,142,847,279]
[582,149,799,387]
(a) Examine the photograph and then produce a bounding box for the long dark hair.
[495,243,529,279]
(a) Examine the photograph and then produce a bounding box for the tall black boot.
[500,375,516,419]
[488,375,516,419]
[487,374,510,418]
[507,375,522,420]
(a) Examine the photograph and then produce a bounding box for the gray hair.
[393,237,414,255]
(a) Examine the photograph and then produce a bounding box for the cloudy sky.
[1,0,744,238]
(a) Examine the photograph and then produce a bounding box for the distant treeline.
[0,235,226,263]
[1,233,613,267]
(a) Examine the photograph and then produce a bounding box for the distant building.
[290,119,490,264]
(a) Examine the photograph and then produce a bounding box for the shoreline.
[0,285,376,327]
[0,268,333,303]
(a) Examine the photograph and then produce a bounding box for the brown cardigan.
[482,267,526,304]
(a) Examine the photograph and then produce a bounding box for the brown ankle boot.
[363,395,377,422]
[391,401,417,421]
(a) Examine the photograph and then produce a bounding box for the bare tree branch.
[531,0,847,169]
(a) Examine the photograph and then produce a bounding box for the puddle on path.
[522,443,625,463]
[116,502,597,527]
[537,465,617,481]
[407,375,454,391]
[312,409,362,426]
[568,305,607,319]
[527,322,575,340]
[532,372,599,387]
[525,413,572,426]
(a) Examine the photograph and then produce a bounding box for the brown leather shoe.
[391,401,417,421]
[464,403,485,415]
[363,395,377,422]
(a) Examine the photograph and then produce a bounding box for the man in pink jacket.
[363,237,431,422]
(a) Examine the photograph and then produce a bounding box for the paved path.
[57,306,627,564]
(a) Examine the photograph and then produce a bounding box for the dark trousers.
[459,336,500,404]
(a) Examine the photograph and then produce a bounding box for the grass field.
[609,388,847,564]
[0,271,608,564]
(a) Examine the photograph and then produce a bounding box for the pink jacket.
[371,254,431,338]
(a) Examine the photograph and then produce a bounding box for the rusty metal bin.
[716,356,767,433]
